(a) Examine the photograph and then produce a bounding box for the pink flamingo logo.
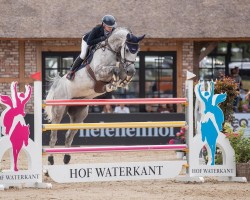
[0,82,32,171]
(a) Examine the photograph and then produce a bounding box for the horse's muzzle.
[126,64,136,77]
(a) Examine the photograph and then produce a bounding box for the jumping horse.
[45,27,145,165]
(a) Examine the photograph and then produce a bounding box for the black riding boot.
[66,56,84,80]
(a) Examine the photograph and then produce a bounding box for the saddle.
[74,45,110,93]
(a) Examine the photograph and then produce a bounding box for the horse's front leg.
[117,63,136,88]
[105,82,118,92]
[95,65,121,92]
[117,75,134,88]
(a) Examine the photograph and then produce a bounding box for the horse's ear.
[137,34,146,42]
[126,33,132,40]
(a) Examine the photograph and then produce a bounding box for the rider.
[66,15,117,80]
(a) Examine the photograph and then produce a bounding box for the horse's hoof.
[43,169,49,177]
[64,154,71,164]
[48,156,54,165]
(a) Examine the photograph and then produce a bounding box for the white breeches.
[79,40,89,59]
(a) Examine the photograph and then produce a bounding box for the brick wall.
[25,41,37,78]
[182,42,194,94]
[0,40,19,78]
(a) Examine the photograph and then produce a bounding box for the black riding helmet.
[102,15,116,27]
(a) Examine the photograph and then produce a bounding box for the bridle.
[121,41,138,67]
[100,38,138,69]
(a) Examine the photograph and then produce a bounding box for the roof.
[1,0,250,39]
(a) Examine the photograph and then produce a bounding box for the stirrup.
[66,71,75,80]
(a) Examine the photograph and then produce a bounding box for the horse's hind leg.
[64,106,89,164]
[48,130,57,165]
[48,106,67,165]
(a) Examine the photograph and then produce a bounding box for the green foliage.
[214,76,239,122]
[224,122,250,163]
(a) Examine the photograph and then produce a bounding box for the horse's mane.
[105,27,131,51]
[109,27,131,43]
[113,27,132,33]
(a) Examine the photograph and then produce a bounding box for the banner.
[22,113,185,145]
[232,113,250,137]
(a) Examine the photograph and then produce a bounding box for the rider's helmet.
[102,15,116,28]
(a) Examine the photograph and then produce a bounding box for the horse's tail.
[44,74,61,122]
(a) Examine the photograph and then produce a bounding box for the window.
[229,43,250,97]
[42,52,78,99]
[112,52,177,112]
[199,43,227,80]
[199,55,226,80]
[199,42,250,113]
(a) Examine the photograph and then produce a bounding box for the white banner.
[44,161,186,183]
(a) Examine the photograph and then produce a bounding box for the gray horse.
[44,27,145,165]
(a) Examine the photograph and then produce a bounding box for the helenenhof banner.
[24,113,185,146]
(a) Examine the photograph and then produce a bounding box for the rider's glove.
[101,35,107,41]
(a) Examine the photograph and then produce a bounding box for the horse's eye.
[126,48,129,53]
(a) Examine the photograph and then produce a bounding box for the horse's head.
[111,33,145,87]
[119,33,145,77]
[101,28,145,89]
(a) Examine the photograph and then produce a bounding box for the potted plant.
[214,76,239,122]
[169,127,186,159]
[224,122,250,180]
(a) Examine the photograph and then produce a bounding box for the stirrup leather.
[66,71,75,80]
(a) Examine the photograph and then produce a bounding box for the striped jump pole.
[44,98,187,106]
[43,144,188,154]
[42,121,186,131]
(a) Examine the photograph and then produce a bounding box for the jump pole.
[44,98,187,106]
[42,121,186,131]
[43,144,188,154]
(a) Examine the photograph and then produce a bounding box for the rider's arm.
[86,26,106,46]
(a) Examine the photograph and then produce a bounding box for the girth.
[86,64,109,93]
